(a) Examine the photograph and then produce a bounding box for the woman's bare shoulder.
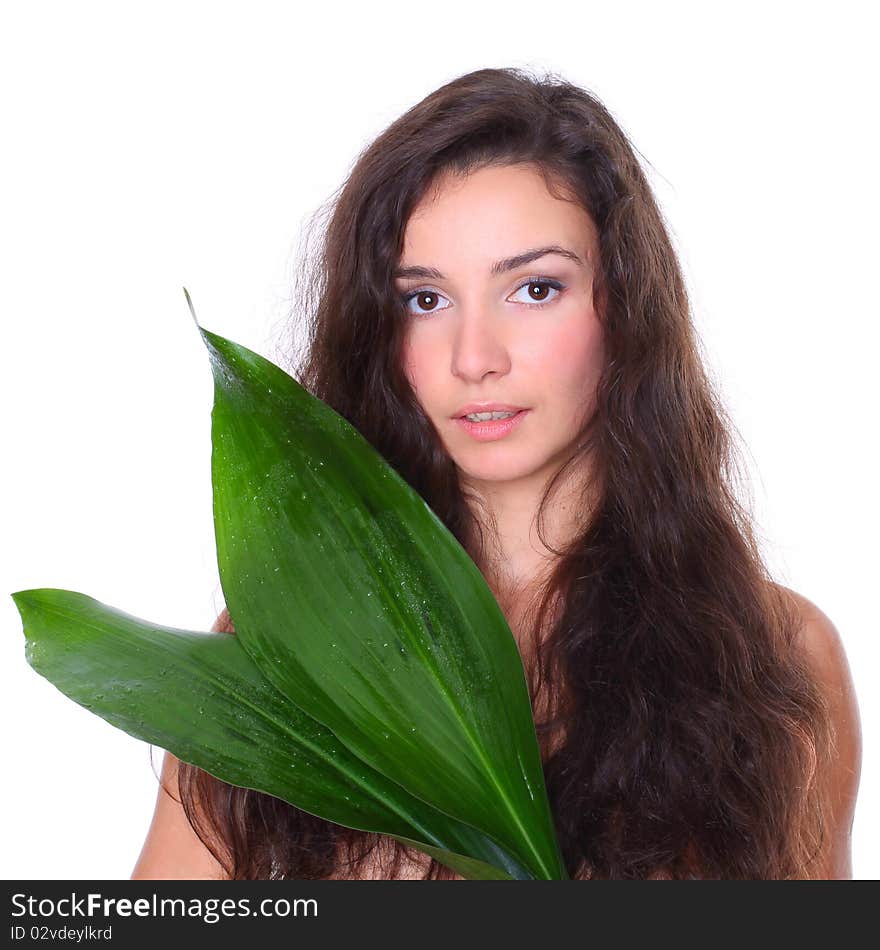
[132,610,234,880]
[130,749,230,880]
[778,584,862,878]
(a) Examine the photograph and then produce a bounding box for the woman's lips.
[453,409,530,442]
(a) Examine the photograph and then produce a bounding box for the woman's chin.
[453,456,548,487]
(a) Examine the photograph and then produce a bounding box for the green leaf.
[12,588,534,880]
[200,326,567,880]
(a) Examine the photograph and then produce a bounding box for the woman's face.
[397,162,604,490]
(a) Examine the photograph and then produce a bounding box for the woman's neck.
[461,461,590,591]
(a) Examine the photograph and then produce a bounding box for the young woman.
[132,66,861,880]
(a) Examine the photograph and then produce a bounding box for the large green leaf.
[12,588,534,880]
[199,322,566,880]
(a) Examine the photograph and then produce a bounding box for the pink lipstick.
[454,409,530,442]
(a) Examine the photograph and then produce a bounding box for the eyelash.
[400,277,566,317]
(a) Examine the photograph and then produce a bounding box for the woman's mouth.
[454,409,530,442]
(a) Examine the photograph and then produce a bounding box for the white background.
[1,1,876,879]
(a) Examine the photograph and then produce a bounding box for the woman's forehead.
[400,165,598,275]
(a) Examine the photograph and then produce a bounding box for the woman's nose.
[449,311,512,383]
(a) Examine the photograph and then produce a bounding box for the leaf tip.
[11,588,37,613]
[10,588,45,639]
[182,286,200,330]
[183,289,226,371]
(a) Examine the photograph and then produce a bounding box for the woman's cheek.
[401,340,436,403]
[528,315,591,378]
[532,312,604,415]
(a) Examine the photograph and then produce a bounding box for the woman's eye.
[402,289,451,316]
[508,279,564,306]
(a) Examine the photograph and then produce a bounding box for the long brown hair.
[167,66,834,879]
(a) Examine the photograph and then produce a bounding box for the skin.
[397,162,604,614]
[130,164,861,882]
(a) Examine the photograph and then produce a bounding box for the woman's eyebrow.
[393,245,584,280]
